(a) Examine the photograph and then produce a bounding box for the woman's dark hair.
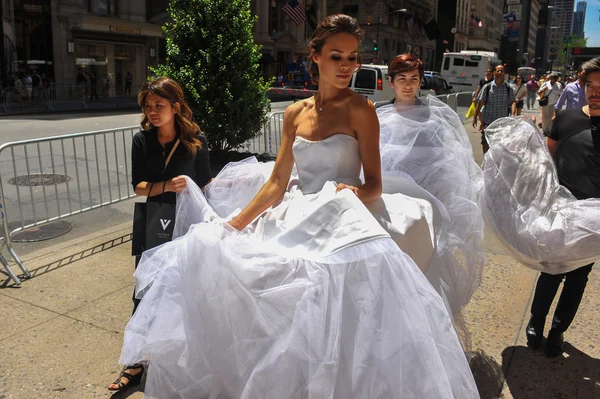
[388,53,424,82]
[582,56,600,76]
[515,75,524,81]
[138,77,202,156]
[308,14,364,84]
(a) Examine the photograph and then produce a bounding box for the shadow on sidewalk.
[502,344,600,398]
[0,233,131,288]
[107,376,145,398]
[467,350,505,399]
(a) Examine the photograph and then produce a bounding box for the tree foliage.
[152,0,271,152]
[556,35,588,70]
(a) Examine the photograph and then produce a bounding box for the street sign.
[562,35,572,44]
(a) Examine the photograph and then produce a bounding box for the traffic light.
[373,45,378,51]
[563,47,567,55]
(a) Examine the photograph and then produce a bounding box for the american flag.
[407,17,420,42]
[282,0,306,27]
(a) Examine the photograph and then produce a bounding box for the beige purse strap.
[163,139,180,173]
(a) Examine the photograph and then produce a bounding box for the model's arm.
[547,112,560,155]
[547,138,558,156]
[345,97,382,203]
[473,84,483,102]
[553,88,569,117]
[472,99,485,128]
[228,105,299,231]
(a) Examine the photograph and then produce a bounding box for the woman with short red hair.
[386,53,425,106]
[377,53,485,323]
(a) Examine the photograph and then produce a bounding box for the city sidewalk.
[0,112,598,398]
[0,95,140,117]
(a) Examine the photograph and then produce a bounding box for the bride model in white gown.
[120,15,478,398]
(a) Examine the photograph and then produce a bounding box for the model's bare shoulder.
[284,100,306,119]
[348,92,375,117]
[347,90,373,109]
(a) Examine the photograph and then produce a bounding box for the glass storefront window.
[114,45,135,60]
[75,43,107,67]
[89,0,116,15]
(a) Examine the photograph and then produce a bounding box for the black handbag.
[131,139,180,256]
[538,86,552,106]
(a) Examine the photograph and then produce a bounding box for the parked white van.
[349,64,434,103]
[440,51,502,92]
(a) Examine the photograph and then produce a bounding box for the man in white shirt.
[537,73,562,135]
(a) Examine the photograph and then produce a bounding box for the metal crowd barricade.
[0,126,139,285]
[45,86,88,111]
[0,87,28,112]
[447,93,458,111]
[233,111,285,155]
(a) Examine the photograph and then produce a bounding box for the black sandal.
[107,364,144,391]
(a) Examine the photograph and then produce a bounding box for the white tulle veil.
[376,95,486,316]
[482,117,600,273]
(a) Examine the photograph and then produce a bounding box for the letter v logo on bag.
[160,219,172,230]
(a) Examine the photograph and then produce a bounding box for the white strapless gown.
[120,134,479,398]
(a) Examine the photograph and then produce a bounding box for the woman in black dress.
[108,77,212,392]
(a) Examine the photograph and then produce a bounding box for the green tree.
[556,35,588,71]
[153,0,271,152]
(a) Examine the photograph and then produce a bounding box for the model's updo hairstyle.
[138,77,202,156]
[308,14,364,84]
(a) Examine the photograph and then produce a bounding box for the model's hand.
[228,217,244,231]
[336,183,359,196]
[472,117,478,128]
[168,175,188,193]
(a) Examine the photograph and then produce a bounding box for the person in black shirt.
[526,57,600,357]
[108,77,212,392]
[473,67,493,103]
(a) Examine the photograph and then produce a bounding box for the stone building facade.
[51,0,164,88]
[253,0,439,77]
[2,0,441,87]
[1,0,164,88]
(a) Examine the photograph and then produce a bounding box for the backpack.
[482,82,510,106]
[482,82,512,115]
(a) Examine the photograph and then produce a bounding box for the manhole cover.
[8,173,71,187]
[8,220,72,242]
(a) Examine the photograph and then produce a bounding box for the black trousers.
[132,255,142,316]
[530,263,594,333]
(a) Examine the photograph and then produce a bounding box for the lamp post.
[375,9,407,63]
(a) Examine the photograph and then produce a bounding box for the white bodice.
[292,134,362,194]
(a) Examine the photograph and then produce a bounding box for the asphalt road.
[0,98,470,261]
